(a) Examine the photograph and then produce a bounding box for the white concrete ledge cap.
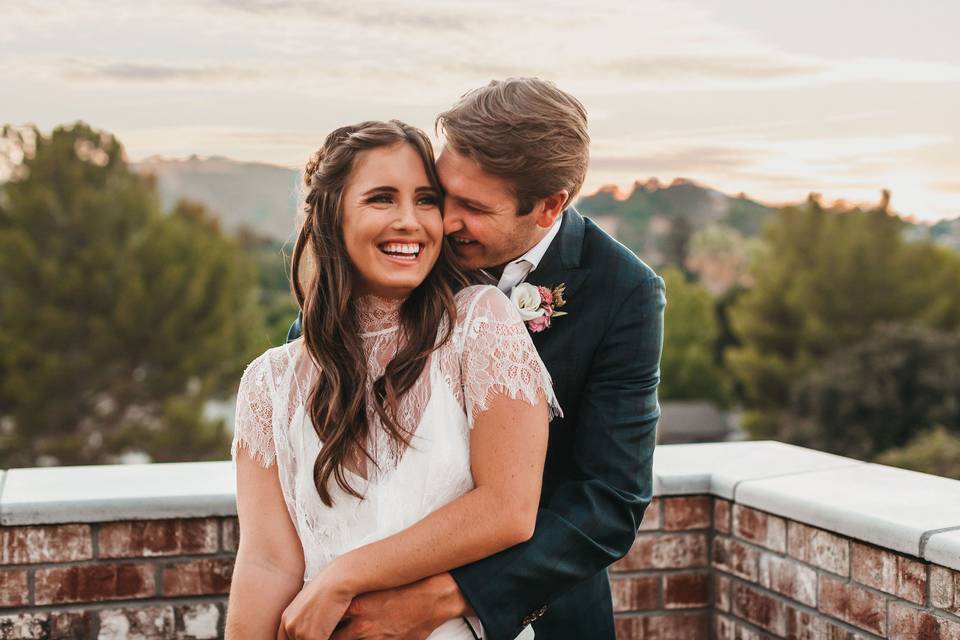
[925,529,960,570]
[0,461,236,525]
[651,440,863,499]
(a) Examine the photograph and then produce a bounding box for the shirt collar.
[512,216,563,270]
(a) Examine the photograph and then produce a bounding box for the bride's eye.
[417,194,439,206]
[367,193,393,204]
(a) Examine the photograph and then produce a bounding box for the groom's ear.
[533,190,569,229]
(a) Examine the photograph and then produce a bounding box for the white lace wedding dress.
[231,284,560,640]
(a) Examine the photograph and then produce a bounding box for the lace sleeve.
[231,352,277,468]
[460,286,563,429]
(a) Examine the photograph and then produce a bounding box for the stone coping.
[1,441,959,571]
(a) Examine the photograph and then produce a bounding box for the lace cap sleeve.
[231,351,277,468]
[460,285,563,428]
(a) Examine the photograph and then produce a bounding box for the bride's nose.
[391,200,421,231]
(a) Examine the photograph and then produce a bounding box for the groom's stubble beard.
[448,213,545,274]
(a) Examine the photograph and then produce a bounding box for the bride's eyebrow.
[361,186,398,196]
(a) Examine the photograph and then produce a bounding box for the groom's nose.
[443,207,464,235]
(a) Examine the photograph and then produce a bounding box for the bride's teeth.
[380,242,422,257]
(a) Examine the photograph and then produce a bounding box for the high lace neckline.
[354,294,405,334]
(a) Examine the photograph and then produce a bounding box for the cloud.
[590,145,760,174]
[933,181,960,193]
[57,59,287,86]
[605,55,825,81]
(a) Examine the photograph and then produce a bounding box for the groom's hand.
[329,573,473,640]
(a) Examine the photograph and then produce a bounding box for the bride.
[225,120,560,639]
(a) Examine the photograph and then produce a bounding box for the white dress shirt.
[464,216,561,640]
[482,216,563,295]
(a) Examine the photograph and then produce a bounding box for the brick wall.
[2,503,959,638]
[3,444,959,639]
[0,517,238,639]
[610,496,960,639]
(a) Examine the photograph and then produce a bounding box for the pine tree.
[0,122,265,466]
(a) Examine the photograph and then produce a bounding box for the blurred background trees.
[2,120,960,479]
[0,122,270,466]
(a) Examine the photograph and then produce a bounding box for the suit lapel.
[525,207,589,352]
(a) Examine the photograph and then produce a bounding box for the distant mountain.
[132,156,960,255]
[133,155,302,242]
[577,178,776,268]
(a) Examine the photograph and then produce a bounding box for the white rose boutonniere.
[510,282,568,333]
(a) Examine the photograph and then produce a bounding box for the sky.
[3,0,959,222]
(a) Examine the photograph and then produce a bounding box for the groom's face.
[437,147,545,272]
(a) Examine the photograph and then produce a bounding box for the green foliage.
[779,323,960,459]
[0,122,265,466]
[659,267,732,407]
[726,196,960,438]
[875,426,960,481]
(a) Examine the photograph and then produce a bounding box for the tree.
[875,426,960,481]
[658,268,732,407]
[0,122,264,466]
[778,323,960,459]
[725,195,960,437]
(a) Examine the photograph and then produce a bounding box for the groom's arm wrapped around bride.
[449,228,666,640]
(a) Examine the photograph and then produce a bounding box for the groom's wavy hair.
[291,120,471,507]
[436,77,590,216]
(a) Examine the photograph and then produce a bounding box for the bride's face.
[340,143,443,299]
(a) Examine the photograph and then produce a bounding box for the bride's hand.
[277,563,355,640]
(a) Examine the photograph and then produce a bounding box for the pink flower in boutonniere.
[510,282,568,333]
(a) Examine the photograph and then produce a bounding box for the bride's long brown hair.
[291,120,472,506]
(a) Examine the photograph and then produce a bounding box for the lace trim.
[354,294,403,335]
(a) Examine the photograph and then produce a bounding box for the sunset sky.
[4,0,958,221]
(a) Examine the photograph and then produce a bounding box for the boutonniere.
[510,282,568,333]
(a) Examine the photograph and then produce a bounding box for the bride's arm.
[226,448,306,639]
[325,389,550,595]
[225,353,306,639]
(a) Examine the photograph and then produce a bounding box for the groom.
[287,78,665,640]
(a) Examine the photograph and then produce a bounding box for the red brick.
[889,601,960,640]
[733,505,786,553]
[638,498,662,531]
[931,564,960,616]
[614,612,708,639]
[787,606,859,640]
[175,602,221,639]
[613,533,708,571]
[715,499,732,535]
[98,605,175,639]
[0,611,92,639]
[222,517,239,552]
[161,558,233,596]
[850,542,925,604]
[0,569,28,606]
[788,521,849,576]
[732,582,788,636]
[715,613,763,640]
[715,573,732,612]
[759,552,817,607]
[713,536,759,581]
[34,562,155,605]
[817,575,886,636]
[611,575,659,612]
[663,496,711,530]
[0,524,92,564]
[98,518,218,559]
[664,571,709,609]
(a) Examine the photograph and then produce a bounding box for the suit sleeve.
[285,310,302,343]
[449,274,666,640]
